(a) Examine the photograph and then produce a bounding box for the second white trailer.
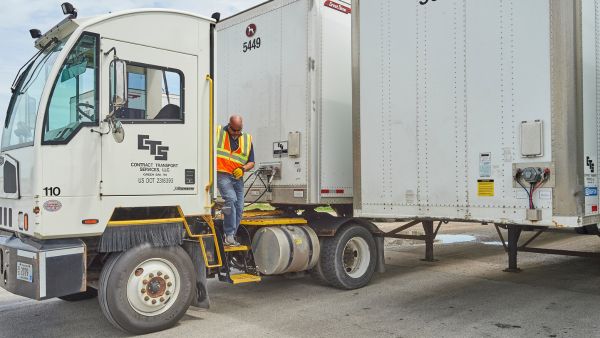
[353,0,598,229]
[217,0,353,208]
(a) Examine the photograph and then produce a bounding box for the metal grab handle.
[205,75,215,209]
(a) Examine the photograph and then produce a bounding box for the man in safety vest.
[216,115,255,246]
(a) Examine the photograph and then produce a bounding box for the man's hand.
[232,167,244,180]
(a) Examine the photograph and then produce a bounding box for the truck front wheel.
[318,224,377,289]
[98,244,195,334]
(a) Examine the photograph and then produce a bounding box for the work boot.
[224,234,241,246]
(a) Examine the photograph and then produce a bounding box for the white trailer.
[352,0,600,268]
[217,0,354,208]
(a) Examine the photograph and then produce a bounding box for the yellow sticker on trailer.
[478,180,495,197]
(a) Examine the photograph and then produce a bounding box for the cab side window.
[110,62,184,122]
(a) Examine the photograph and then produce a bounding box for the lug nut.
[160,297,165,302]
[142,280,148,285]
[152,300,157,305]
[165,291,171,296]
[149,273,154,278]
[144,296,150,301]
[141,289,146,294]
[164,275,170,280]
[167,282,172,287]
[157,271,163,276]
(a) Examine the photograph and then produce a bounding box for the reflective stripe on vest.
[216,125,252,173]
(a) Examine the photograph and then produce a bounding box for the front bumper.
[0,235,86,300]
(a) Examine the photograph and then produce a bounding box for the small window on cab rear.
[110,62,184,123]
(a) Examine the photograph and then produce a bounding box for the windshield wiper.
[5,38,58,128]
[10,38,57,94]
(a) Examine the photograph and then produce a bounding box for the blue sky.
[0,0,263,128]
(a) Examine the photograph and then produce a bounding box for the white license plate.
[16,262,33,283]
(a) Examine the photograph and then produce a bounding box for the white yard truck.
[0,0,598,335]
[0,1,383,334]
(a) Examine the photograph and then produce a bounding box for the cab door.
[100,39,199,196]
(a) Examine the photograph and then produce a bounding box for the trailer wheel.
[98,244,195,334]
[58,288,98,301]
[318,224,377,289]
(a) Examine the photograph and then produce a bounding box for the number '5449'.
[243,38,261,53]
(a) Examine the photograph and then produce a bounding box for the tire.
[318,224,377,290]
[58,288,98,301]
[98,244,195,334]
[310,239,328,284]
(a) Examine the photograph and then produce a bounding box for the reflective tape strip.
[17,250,36,259]
[39,252,46,298]
[45,247,84,258]
[216,126,225,148]
[216,150,246,165]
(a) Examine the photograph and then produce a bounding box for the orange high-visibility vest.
[216,125,253,174]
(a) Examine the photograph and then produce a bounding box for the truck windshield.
[2,38,67,151]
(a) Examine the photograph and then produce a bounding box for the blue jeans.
[217,172,245,236]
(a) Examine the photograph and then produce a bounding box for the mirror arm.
[103,47,117,57]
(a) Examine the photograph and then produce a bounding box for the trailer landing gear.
[495,224,600,272]
[383,220,443,262]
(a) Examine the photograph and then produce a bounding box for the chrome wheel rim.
[126,258,180,316]
[342,237,370,278]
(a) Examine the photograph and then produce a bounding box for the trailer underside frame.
[376,219,600,271]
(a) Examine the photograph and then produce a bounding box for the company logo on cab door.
[138,135,169,161]
[324,0,351,14]
[246,24,257,37]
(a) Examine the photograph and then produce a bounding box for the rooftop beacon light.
[61,2,78,19]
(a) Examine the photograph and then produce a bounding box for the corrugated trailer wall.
[353,0,587,227]
[583,0,600,219]
[217,0,353,206]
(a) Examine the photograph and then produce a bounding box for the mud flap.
[182,240,210,309]
[375,236,386,273]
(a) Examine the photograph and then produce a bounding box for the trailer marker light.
[321,189,330,194]
[593,205,598,212]
[82,219,99,225]
[24,214,28,231]
[335,189,345,194]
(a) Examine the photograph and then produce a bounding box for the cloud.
[0,0,262,133]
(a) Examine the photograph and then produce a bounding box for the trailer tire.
[98,244,195,334]
[58,288,98,301]
[319,224,377,290]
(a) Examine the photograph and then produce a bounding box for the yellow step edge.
[224,245,250,252]
[230,273,261,284]
[240,218,308,226]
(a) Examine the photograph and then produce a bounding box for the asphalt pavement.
[0,222,599,338]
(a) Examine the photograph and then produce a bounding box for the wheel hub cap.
[126,258,180,316]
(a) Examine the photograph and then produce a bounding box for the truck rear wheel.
[318,224,377,289]
[98,244,195,334]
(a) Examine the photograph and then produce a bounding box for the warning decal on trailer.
[324,1,351,14]
[477,180,494,197]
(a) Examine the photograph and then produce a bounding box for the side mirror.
[112,120,125,143]
[106,59,127,143]
[112,59,128,108]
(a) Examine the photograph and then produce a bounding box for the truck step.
[229,273,261,284]
[224,245,250,252]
